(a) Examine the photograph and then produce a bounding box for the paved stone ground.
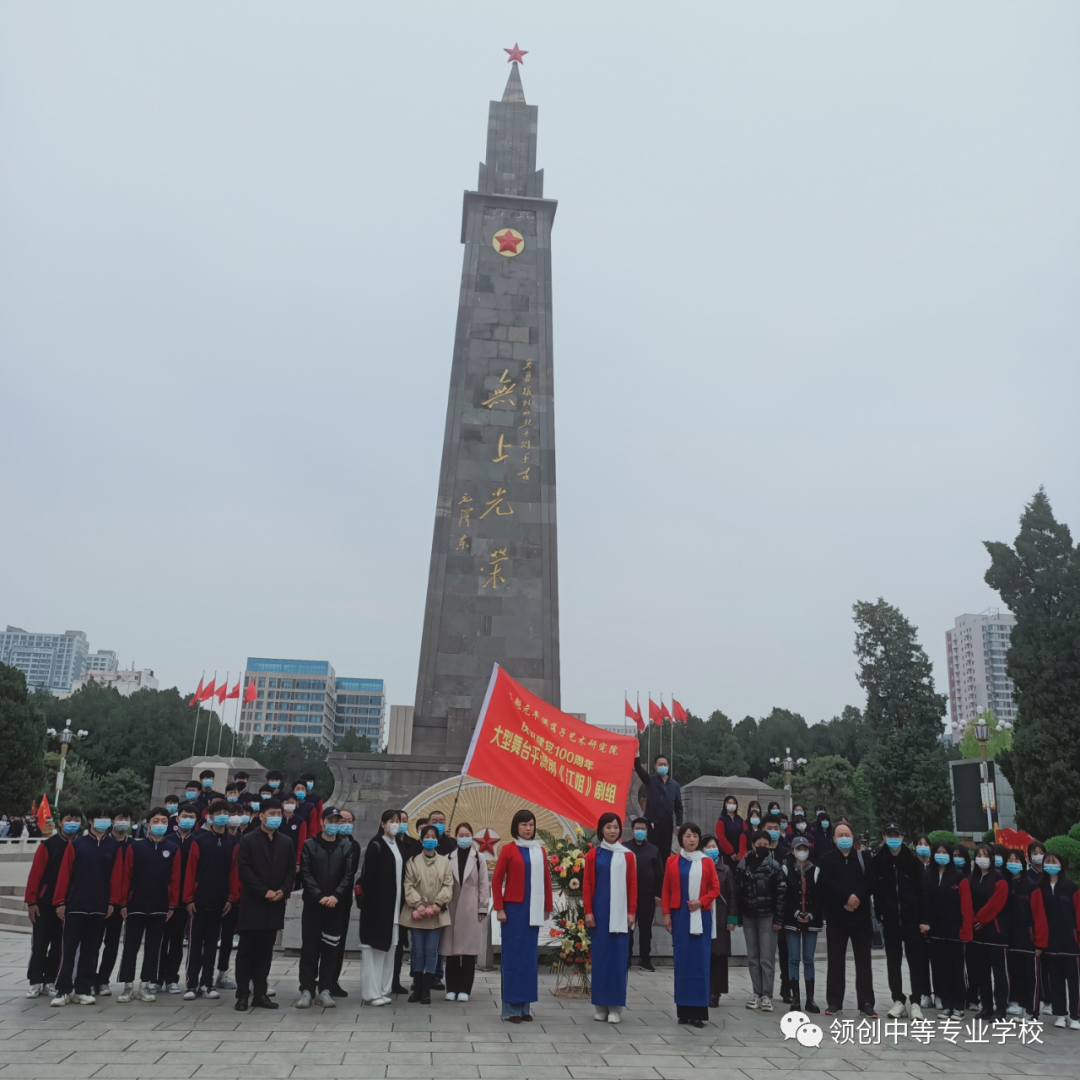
[0,932,1073,1080]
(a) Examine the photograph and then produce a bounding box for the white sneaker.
[1006,1002,1023,1015]
[96,983,111,997]
[1070,1019,1080,1030]
[746,995,760,1009]
[887,1000,906,1019]
[315,990,336,1009]
[44,983,57,997]
[934,996,942,1009]
[1041,1002,1053,1015]
[166,982,182,994]
[593,1007,608,1021]
[26,983,43,998]
[117,983,135,1003]
[50,993,69,1007]
[72,994,96,1005]
[366,996,390,1006]
[445,991,458,1001]
[135,983,157,1002]
[457,992,469,1002]
[1054,1016,1067,1028]
[295,990,312,1009]
[607,1008,622,1024]
[920,995,933,1008]
[759,997,774,1012]
[183,989,197,1000]
[202,987,219,1000]
[147,983,160,994]
[267,986,277,996]
[908,1003,923,1020]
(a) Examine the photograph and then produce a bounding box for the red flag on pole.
[625,698,645,733]
[672,698,688,723]
[37,793,52,831]
[660,699,672,722]
[188,678,204,707]
[226,680,240,700]
[243,678,257,703]
[200,678,217,702]
[216,680,228,705]
[648,697,663,726]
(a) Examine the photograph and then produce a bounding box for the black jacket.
[359,835,404,952]
[817,847,874,927]
[872,844,928,926]
[809,818,834,856]
[780,858,824,931]
[633,759,683,830]
[300,835,357,905]
[925,865,965,940]
[735,849,786,921]
[236,828,294,931]
[627,838,664,909]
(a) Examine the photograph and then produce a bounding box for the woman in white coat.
[440,822,491,1001]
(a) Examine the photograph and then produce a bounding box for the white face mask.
[795,849,809,862]
[795,822,807,832]
[725,804,736,813]
[1032,854,1044,866]
[975,856,991,870]
[227,815,243,829]
[283,804,296,813]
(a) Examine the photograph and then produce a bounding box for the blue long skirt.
[671,857,712,1008]
[590,849,629,1008]
[501,855,539,1010]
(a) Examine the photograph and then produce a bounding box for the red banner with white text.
[462,664,637,827]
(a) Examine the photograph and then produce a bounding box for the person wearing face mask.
[234,799,294,1011]
[232,771,253,808]
[359,810,407,1005]
[911,836,935,1008]
[215,807,247,992]
[392,810,421,994]
[817,820,876,1018]
[1030,850,1080,1028]
[182,780,202,820]
[700,835,738,1008]
[924,841,968,1017]
[324,809,361,999]
[735,831,786,1011]
[195,770,222,819]
[583,813,637,1023]
[182,799,240,1000]
[115,808,181,1003]
[1026,841,1051,1012]
[810,807,834,857]
[422,810,455,989]
[959,842,1010,1021]
[440,823,490,1002]
[164,797,180,830]
[633,750,683,856]
[780,834,822,1014]
[299,773,324,825]
[24,806,82,998]
[764,817,791,1002]
[49,804,126,1007]
[289,779,315,830]
[91,805,134,996]
[278,791,308,888]
[871,824,929,1020]
[788,806,810,841]
[1003,850,1038,1019]
[159,806,199,993]
[715,796,748,870]
[627,816,664,972]
[295,807,357,1009]
[743,801,763,836]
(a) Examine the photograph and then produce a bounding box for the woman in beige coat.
[399,824,453,1004]
[440,822,492,1002]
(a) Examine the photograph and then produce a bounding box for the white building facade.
[0,626,90,693]
[945,609,1018,740]
[72,668,159,696]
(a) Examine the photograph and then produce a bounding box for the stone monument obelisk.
[412,52,561,757]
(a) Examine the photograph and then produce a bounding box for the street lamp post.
[769,747,808,792]
[46,721,88,806]
[973,714,1013,836]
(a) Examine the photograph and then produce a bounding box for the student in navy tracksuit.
[300,773,324,825]
[714,796,747,871]
[116,807,182,1001]
[50,805,126,1005]
[1004,850,1038,1018]
[24,806,82,996]
[182,800,240,998]
[95,805,134,995]
[159,805,199,991]
[1030,850,1080,1027]
[279,792,308,888]
[194,769,223,819]
[924,842,968,1017]
[960,842,1010,1020]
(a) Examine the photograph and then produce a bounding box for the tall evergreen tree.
[853,598,953,836]
[985,488,1080,837]
[0,662,47,815]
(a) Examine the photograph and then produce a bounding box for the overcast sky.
[2,4,1078,735]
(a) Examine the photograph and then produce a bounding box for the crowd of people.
[18,756,1080,1031]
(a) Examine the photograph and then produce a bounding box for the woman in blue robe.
[663,822,720,1027]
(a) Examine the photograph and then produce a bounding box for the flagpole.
[190,670,205,758]
[647,690,651,766]
[215,672,229,756]
[203,671,217,757]
[230,679,240,759]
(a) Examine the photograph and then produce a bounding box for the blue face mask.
[916,845,931,858]
[953,856,965,868]
[240,815,250,825]
[994,855,1003,868]
[1006,862,1022,875]
[165,805,178,815]
[202,778,213,788]
[62,821,80,835]
[339,823,353,836]
[457,836,473,849]
[434,822,445,835]
[770,809,780,817]
[265,816,282,830]
[93,818,112,833]
[306,781,314,791]
[820,819,830,829]
[294,791,306,801]
[655,765,668,776]
[633,829,647,842]
[422,838,438,851]
[150,823,168,838]
[250,801,260,811]
[185,791,198,801]
[836,836,854,852]
[325,823,341,836]
[766,829,780,841]
[934,853,950,866]
[227,796,238,803]
[1045,863,1062,876]
[269,781,280,789]
[705,848,720,862]
[750,816,761,826]
[885,837,902,851]
[213,814,230,828]
[178,817,195,830]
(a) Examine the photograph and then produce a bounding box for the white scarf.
[681,849,706,936]
[384,834,403,949]
[515,838,546,926]
[600,840,630,934]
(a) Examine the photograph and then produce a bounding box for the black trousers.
[778,931,790,992]
[825,923,875,1012]
[1008,950,1039,1015]
[217,904,240,972]
[235,927,277,999]
[56,912,107,995]
[646,823,673,858]
[186,906,225,989]
[1045,953,1080,1020]
[95,907,124,984]
[445,955,476,994]
[27,904,64,986]
[710,953,729,998]
[159,906,188,984]
[882,920,925,1004]
[969,941,1009,1014]
[394,928,408,986]
[927,938,965,1011]
[628,907,654,964]
[298,903,345,994]
[118,913,167,984]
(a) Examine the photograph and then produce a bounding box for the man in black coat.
[234,800,294,1011]
[627,816,665,972]
[872,823,930,1020]
[817,821,876,1017]
[327,809,362,998]
[633,750,683,856]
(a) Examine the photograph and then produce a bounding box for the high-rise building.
[945,609,1018,739]
[72,667,158,696]
[236,657,386,749]
[0,626,89,693]
[84,649,119,672]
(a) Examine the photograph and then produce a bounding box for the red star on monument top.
[495,229,522,254]
[504,43,527,64]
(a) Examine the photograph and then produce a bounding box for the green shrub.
[1043,835,1080,869]
[928,829,959,848]
[1067,822,1080,843]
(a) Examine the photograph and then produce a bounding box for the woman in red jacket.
[1030,850,1080,1027]
[959,842,1010,1021]
[492,810,553,1023]
[662,822,720,1027]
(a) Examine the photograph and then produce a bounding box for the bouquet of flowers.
[548,913,590,966]
[538,826,596,899]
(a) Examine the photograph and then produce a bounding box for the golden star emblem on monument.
[493,227,524,256]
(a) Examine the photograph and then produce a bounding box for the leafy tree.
[789,755,873,833]
[244,735,334,796]
[854,598,953,837]
[958,709,1013,760]
[336,729,373,754]
[638,710,752,786]
[94,768,151,812]
[0,662,47,815]
[804,706,872,767]
[985,488,1080,838]
[44,751,98,812]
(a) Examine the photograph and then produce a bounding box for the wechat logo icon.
[779,1010,824,1048]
